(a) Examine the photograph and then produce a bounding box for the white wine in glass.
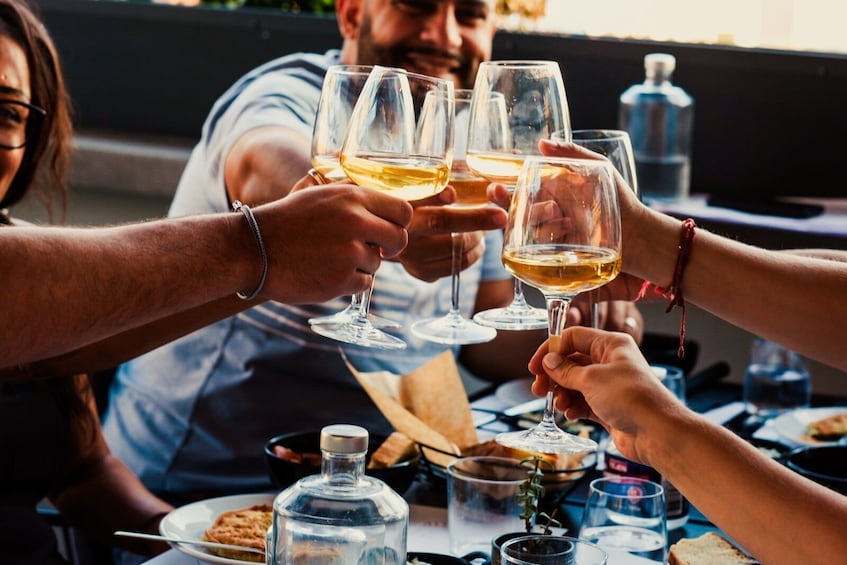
[410,89,500,346]
[306,64,400,330]
[467,60,571,331]
[495,155,622,454]
[311,66,455,350]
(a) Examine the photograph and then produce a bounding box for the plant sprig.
[516,455,561,534]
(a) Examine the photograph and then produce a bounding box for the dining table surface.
[140,375,845,565]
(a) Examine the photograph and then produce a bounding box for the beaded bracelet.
[232,200,268,301]
[637,218,697,358]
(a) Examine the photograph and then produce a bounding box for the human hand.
[252,184,413,303]
[566,297,644,344]
[395,187,508,282]
[527,326,685,465]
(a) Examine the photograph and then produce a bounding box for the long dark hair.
[0,1,92,446]
[0,0,72,219]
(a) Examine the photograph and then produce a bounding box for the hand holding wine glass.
[311,66,455,350]
[495,155,622,454]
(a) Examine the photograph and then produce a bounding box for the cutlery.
[113,530,265,555]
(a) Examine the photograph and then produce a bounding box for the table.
[141,384,744,565]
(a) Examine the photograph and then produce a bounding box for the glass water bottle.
[268,424,409,565]
[619,53,694,204]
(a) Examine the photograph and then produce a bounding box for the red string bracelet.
[637,218,697,358]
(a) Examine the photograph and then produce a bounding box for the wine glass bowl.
[495,155,622,454]
[467,60,571,331]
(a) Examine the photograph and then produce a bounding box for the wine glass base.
[311,320,407,350]
[473,305,548,331]
[495,426,598,455]
[410,314,497,345]
[308,308,400,330]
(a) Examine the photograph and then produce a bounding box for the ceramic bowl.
[784,445,847,494]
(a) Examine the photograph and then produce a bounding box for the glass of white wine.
[553,128,638,329]
[467,60,571,331]
[495,155,622,454]
[410,89,505,345]
[307,64,401,331]
[311,66,455,350]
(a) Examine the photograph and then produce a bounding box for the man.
[104,0,642,501]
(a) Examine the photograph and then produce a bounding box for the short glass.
[500,535,608,565]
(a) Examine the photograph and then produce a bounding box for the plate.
[769,406,847,447]
[495,378,535,406]
[159,492,275,564]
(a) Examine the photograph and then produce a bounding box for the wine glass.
[307,64,400,331]
[410,89,502,345]
[311,66,454,349]
[467,60,571,331]
[553,129,638,329]
[495,155,622,454]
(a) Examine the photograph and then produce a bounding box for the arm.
[1,185,412,368]
[530,327,847,565]
[50,379,173,556]
[538,139,847,371]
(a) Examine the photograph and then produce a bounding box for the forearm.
[0,215,254,367]
[627,208,847,370]
[52,454,173,555]
[648,411,847,564]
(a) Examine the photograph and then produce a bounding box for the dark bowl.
[408,551,487,565]
[784,445,847,494]
[264,430,418,495]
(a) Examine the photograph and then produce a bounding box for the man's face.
[351,0,497,89]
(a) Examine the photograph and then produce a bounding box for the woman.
[0,1,172,562]
[515,140,847,564]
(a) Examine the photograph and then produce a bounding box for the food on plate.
[368,431,417,468]
[272,444,321,466]
[668,532,751,564]
[202,504,272,562]
[807,412,847,441]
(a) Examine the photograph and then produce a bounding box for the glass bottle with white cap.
[267,424,409,564]
[619,52,694,204]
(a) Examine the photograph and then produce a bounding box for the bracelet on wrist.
[636,218,697,358]
[232,200,268,301]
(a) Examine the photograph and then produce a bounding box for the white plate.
[768,406,847,447]
[495,378,535,406]
[159,492,275,564]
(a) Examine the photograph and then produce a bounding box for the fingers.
[486,183,512,210]
[409,204,506,236]
[539,139,604,161]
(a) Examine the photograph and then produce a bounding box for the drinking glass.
[579,477,667,563]
[312,66,454,349]
[307,64,400,331]
[467,60,571,331]
[553,129,637,329]
[410,89,502,345]
[494,156,621,454]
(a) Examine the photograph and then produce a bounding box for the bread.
[808,412,847,441]
[668,532,753,564]
[368,431,417,468]
[202,504,272,562]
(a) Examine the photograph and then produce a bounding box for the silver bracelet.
[232,200,268,301]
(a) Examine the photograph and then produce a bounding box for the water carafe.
[267,424,409,564]
[619,53,694,203]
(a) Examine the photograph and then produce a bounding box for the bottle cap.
[644,53,676,81]
[321,424,369,454]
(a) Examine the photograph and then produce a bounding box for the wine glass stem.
[589,289,601,329]
[354,277,377,324]
[449,232,463,315]
[512,279,531,309]
[544,296,572,422]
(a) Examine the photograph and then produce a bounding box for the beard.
[355,15,478,89]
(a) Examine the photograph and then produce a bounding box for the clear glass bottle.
[618,53,694,204]
[267,424,409,565]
